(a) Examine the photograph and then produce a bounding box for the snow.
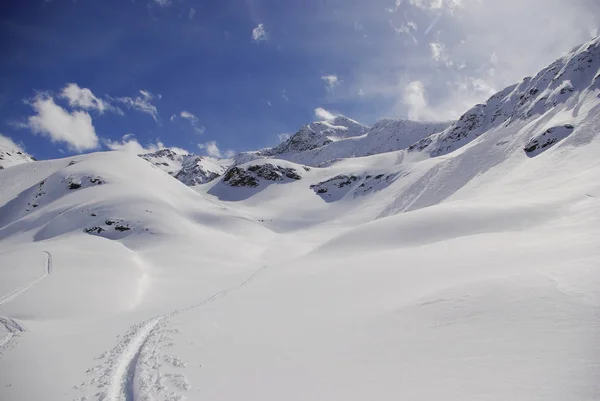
[140,148,232,186]
[0,139,35,170]
[1,36,600,401]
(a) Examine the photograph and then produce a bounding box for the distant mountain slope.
[409,36,600,157]
[140,149,232,186]
[0,151,270,250]
[265,116,369,155]
[235,117,450,167]
[0,137,35,170]
[278,119,451,166]
[140,116,449,186]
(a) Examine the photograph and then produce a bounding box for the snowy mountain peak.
[264,117,369,157]
[329,115,368,133]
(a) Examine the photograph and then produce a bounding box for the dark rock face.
[174,156,224,186]
[67,176,105,190]
[310,175,360,193]
[524,125,575,156]
[223,163,303,188]
[85,218,134,236]
[145,148,180,161]
[247,164,302,180]
[84,226,104,234]
[223,167,259,188]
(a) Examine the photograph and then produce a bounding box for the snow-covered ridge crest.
[234,116,451,168]
[140,148,232,186]
[0,137,36,170]
[409,36,600,157]
[264,115,369,155]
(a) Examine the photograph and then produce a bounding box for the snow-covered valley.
[1,37,600,401]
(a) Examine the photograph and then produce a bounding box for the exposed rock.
[67,176,105,190]
[223,163,304,188]
[524,125,575,156]
[223,167,259,188]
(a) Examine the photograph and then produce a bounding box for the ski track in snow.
[0,251,51,307]
[0,251,52,357]
[88,265,268,401]
[0,317,25,355]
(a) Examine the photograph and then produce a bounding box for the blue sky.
[1,0,599,160]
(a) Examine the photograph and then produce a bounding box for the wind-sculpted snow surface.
[1,37,600,401]
[0,251,51,357]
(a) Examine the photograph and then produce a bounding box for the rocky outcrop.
[223,163,304,188]
[524,125,575,156]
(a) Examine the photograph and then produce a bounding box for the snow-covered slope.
[236,117,449,167]
[281,118,450,166]
[409,37,600,158]
[0,139,35,170]
[266,115,369,154]
[1,37,600,401]
[140,148,232,185]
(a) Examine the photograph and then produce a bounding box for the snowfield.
[1,37,600,401]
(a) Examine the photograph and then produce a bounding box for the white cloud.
[387,0,404,13]
[314,107,337,121]
[409,0,463,11]
[152,0,171,7]
[403,81,431,120]
[115,90,159,121]
[26,94,98,152]
[400,78,496,121]
[252,23,268,43]
[278,133,291,143]
[429,40,453,66]
[429,41,443,61]
[281,89,289,102]
[0,133,26,152]
[198,140,234,158]
[390,18,419,44]
[180,111,196,121]
[105,134,188,155]
[172,111,205,134]
[348,0,598,123]
[321,74,339,92]
[189,8,196,19]
[60,83,110,114]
